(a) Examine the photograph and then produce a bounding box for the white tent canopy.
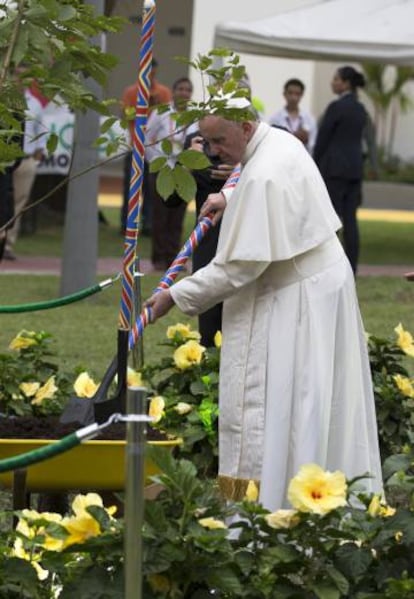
[214,0,414,65]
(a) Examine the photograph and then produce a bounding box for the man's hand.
[199,192,226,226]
[295,127,309,145]
[190,135,204,153]
[210,163,234,181]
[144,289,175,322]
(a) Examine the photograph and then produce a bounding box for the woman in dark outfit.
[313,66,367,274]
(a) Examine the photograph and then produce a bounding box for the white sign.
[37,108,125,175]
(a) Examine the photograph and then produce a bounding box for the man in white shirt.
[268,78,317,154]
[145,77,197,270]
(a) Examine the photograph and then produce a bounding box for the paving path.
[0,255,412,278]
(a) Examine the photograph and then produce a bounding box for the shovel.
[60,328,129,425]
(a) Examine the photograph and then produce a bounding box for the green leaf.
[325,564,350,595]
[172,164,197,203]
[57,5,77,21]
[149,156,167,173]
[161,138,173,155]
[334,545,373,581]
[177,149,211,170]
[382,453,412,480]
[311,582,341,599]
[207,566,243,595]
[155,165,175,200]
[100,116,118,134]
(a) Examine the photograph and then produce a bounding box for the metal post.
[124,386,148,599]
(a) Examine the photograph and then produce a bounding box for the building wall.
[105,0,194,111]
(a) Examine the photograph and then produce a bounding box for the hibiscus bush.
[0,330,75,418]
[0,447,413,598]
[368,322,414,460]
[0,330,105,419]
[142,323,221,477]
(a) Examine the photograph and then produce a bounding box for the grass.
[359,220,414,265]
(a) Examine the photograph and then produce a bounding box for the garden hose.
[0,414,151,473]
[0,275,120,313]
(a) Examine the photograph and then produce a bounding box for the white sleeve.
[170,258,269,316]
[145,111,164,163]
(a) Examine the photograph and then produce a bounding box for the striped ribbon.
[128,163,242,349]
[118,0,156,330]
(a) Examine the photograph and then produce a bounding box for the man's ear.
[241,121,255,138]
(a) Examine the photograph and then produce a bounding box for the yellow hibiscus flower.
[9,330,38,351]
[393,374,414,398]
[198,517,227,530]
[31,376,58,405]
[287,463,347,515]
[174,402,193,415]
[394,323,414,357]
[61,493,116,548]
[11,538,49,580]
[127,367,143,388]
[16,509,65,552]
[265,509,300,529]
[149,396,165,423]
[19,382,41,398]
[173,340,206,370]
[244,480,259,502]
[167,323,201,341]
[367,494,396,518]
[74,372,99,398]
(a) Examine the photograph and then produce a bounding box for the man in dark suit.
[164,130,234,346]
[314,66,368,274]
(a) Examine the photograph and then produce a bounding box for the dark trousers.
[150,173,187,267]
[121,152,152,234]
[325,178,361,274]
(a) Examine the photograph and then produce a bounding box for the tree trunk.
[60,0,104,295]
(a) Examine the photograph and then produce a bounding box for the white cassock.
[170,122,383,510]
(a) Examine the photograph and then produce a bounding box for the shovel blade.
[60,397,95,426]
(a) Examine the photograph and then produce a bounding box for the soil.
[0,416,165,441]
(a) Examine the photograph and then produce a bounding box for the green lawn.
[359,220,414,265]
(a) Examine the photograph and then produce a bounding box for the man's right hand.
[199,192,226,226]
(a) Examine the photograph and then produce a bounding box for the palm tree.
[362,63,414,160]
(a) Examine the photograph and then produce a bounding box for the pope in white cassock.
[145,100,383,511]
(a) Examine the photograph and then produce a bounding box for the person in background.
[0,169,14,261]
[268,78,317,153]
[144,98,383,511]
[3,89,47,261]
[313,66,368,275]
[145,76,197,271]
[163,129,235,346]
[121,58,172,235]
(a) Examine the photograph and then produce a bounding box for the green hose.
[0,422,100,473]
[0,434,80,473]
[0,276,118,313]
